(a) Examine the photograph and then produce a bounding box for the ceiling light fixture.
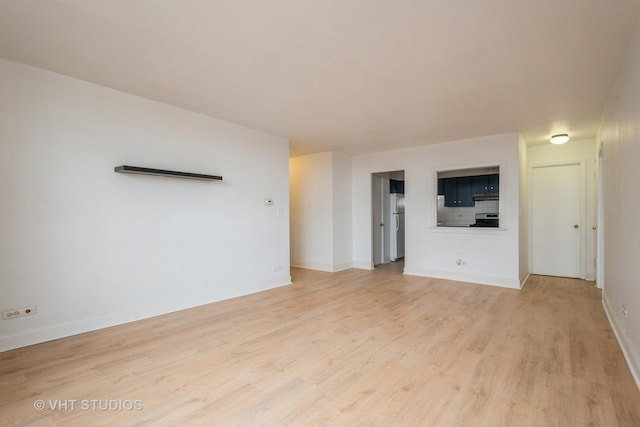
[550,134,569,145]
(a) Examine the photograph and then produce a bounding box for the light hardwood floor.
[1,263,639,426]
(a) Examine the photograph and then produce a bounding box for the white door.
[531,163,582,278]
[372,175,385,266]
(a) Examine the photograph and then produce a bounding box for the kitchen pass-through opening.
[436,165,500,228]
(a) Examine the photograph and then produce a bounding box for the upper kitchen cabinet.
[442,177,455,206]
[389,179,405,194]
[442,176,474,207]
[488,174,499,193]
[471,174,499,195]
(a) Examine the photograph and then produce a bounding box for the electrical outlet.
[272,265,282,272]
[2,306,37,320]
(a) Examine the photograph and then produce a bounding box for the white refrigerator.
[390,194,405,261]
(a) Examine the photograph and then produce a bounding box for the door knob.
[592,226,597,230]
[380,223,384,227]
[573,224,579,229]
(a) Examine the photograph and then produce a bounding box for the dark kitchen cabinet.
[389,179,404,194]
[488,174,499,192]
[442,178,456,206]
[457,177,473,206]
[471,174,499,194]
[442,177,474,207]
[472,175,489,194]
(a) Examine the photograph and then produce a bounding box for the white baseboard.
[260,276,292,289]
[332,263,354,272]
[0,310,137,353]
[290,262,334,272]
[0,277,292,353]
[290,262,354,272]
[602,292,640,391]
[403,267,521,289]
[520,272,530,288]
[352,261,374,270]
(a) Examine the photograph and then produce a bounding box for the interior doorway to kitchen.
[371,170,405,271]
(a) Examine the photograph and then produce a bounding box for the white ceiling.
[1,0,639,156]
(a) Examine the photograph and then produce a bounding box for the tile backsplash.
[437,196,499,227]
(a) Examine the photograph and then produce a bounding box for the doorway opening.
[372,170,405,271]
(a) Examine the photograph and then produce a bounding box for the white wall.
[526,139,597,281]
[352,133,521,288]
[0,58,291,352]
[518,135,529,283]
[289,151,352,272]
[598,18,640,387]
[290,152,334,271]
[331,152,353,271]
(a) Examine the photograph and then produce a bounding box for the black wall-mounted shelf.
[114,165,222,181]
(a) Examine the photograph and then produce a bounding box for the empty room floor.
[1,264,639,426]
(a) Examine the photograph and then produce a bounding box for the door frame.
[596,142,604,289]
[529,160,587,279]
[371,174,386,266]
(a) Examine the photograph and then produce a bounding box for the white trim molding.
[403,268,521,289]
[0,279,292,353]
[602,293,640,391]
